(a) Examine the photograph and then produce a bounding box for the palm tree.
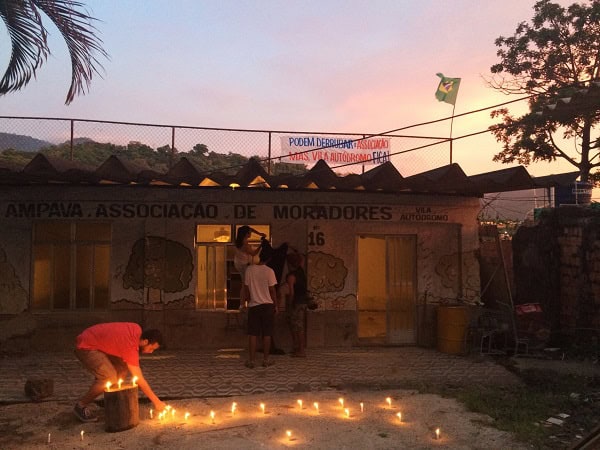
[0,0,108,104]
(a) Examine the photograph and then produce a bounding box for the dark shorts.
[74,349,128,383]
[247,303,275,336]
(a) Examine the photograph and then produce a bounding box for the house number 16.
[308,231,325,246]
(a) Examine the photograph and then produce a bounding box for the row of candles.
[148,396,442,441]
[47,395,441,444]
[105,376,138,391]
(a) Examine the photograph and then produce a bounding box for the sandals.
[245,360,274,368]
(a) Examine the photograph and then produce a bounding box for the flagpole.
[449,103,456,164]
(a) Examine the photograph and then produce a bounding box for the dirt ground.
[0,389,527,450]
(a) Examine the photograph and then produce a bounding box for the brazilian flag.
[435,73,461,105]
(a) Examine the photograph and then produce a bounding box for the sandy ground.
[0,389,527,450]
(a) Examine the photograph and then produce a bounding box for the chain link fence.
[0,116,450,176]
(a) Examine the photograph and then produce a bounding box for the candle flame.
[171,409,176,418]
[118,378,123,389]
[344,408,350,418]
[386,397,392,407]
[313,402,319,413]
[260,403,265,414]
[397,412,402,422]
[150,409,153,419]
[132,376,138,386]
[80,430,84,440]
[286,430,292,440]
[435,428,440,439]
[165,405,172,411]
[210,410,215,423]
[232,402,237,414]
[360,402,364,413]
[184,412,190,421]
[47,433,51,444]
[105,381,112,391]
[339,397,344,407]
[297,399,303,409]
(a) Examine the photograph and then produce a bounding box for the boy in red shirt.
[74,322,166,422]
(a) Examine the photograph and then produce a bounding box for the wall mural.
[324,293,357,311]
[0,246,28,314]
[122,236,193,307]
[307,251,348,310]
[435,253,459,289]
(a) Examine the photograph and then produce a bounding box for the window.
[196,224,270,310]
[33,222,111,310]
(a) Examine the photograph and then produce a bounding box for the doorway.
[357,235,416,344]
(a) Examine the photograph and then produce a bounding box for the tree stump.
[104,386,139,432]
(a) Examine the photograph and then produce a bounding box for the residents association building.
[0,154,547,351]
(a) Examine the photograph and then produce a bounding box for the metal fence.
[0,116,451,176]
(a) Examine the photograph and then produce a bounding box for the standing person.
[244,245,278,368]
[286,252,308,357]
[261,237,289,355]
[73,322,166,422]
[234,226,265,308]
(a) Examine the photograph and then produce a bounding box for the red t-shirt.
[76,322,141,366]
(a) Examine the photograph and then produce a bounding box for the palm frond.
[0,0,49,94]
[0,0,108,104]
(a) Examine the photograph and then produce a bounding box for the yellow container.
[437,306,468,354]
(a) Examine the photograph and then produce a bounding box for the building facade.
[1,155,542,352]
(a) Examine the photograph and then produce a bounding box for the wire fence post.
[70,120,74,161]
[171,126,176,169]
[267,131,272,174]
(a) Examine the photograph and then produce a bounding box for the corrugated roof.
[532,171,580,188]
[0,153,581,196]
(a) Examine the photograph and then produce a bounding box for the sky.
[0,0,586,181]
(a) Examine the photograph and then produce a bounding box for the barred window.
[196,224,270,310]
[33,222,111,310]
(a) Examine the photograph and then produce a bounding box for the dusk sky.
[0,0,583,179]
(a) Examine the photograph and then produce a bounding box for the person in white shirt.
[243,245,278,368]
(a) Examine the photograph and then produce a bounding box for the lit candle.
[260,403,265,414]
[231,402,237,415]
[338,397,344,408]
[396,412,402,422]
[297,399,303,409]
[435,428,440,440]
[360,402,364,413]
[150,409,153,419]
[132,376,138,386]
[313,402,319,414]
[105,381,112,391]
[165,405,172,412]
[344,408,350,418]
[118,378,123,390]
[184,412,190,421]
[171,408,176,418]
[386,397,392,408]
[210,410,215,424]
[286,430,292,441]
[80,430,84,441]
[47,433,51,444]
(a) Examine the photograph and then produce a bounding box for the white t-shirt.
[244,264,277,307]
[234,248,253,275]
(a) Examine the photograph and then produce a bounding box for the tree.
[0,0,108,104]
[190,143,208,156]
[488,0,600,183]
